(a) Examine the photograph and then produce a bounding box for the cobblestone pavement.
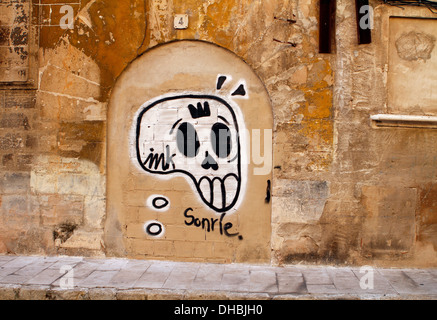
[0,255,436,300]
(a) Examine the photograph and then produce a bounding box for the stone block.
[0,113,30,130]
[0,172,30,194]
[53,195,84,224]
[116,289,148,300]
[173,241,196,258]
[0,133,24,150]
[88,288,117,300]
[164,225,206,242]
[17,154,33,169]
[280,237,319,262]
[153,240,175,257]
[39,65,100,100]
[60,230,103,251]
[213,241,235,259]
[361,186,417,254]
[47,288,88,300]
[4,91,36,109]
[273,179,329,198]
[17,286,49,300]
[0,286,17,300]
[272,197,301,223]
[30,171,57,194]
[125,238,154,256]
[56,174,89,196]
[192,241,214,258]
[84,196,105,229]
[0,194,28,215]
[272,180,329,224]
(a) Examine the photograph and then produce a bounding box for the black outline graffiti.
[152,196,169,210]
[201,151,219,171]
[143,145,176,171]
[145,221,164,236]
[136,94,242,213]
[188,101,211,119]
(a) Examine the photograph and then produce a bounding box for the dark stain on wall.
[59,121,105,166]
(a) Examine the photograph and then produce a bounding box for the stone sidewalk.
[0,254,436,300]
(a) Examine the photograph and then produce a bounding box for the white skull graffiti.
[135,92,245,213]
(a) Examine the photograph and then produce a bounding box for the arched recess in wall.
[105,40,273,263]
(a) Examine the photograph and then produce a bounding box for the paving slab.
[249,270,278,293]
[378,269,421,295]
[301,268,333,285]
[133,263,174,289]
[48,256,83,269]
[350,268,397,295]
[26,268,65,286]
[192,264,225,291]
[15,262,55,277]
[1,256,40,269]
[84,258,129,271]
[306,284,339,294]
[77,270,120,288]
[221,272,251,292]
[0,256,17,267]
[50,261,94,287]
[276,273,307,294]
[108,268,147,289]
[163,264,200,290]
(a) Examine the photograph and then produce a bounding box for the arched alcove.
[105,40,273,263]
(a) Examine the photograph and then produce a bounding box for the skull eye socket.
[177,122,200,158]
[211,122,232,158]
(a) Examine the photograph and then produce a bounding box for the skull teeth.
[197,174,239,212]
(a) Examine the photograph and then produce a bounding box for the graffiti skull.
[135,94,243,213]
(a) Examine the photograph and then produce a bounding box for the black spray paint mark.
[216,76,227,90]
[136,95,242,213]
[145,221,164,237]
[231,84,246,97]
[143,145,176,171]
[188,101,211,119]
[176,122,200,158]
[183,208,241,239]
[201,151,219,171]
[265,180,271,203]
[152,197,169,210]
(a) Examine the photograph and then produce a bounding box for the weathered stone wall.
[0,0,435,267]
[323,1,437,267]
